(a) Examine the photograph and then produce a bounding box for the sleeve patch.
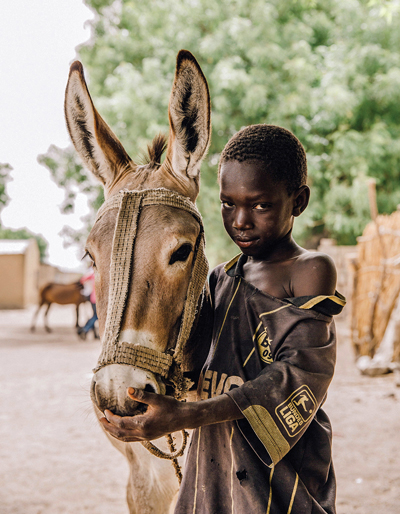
[275,385,317,438]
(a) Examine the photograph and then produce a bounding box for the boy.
[101,124,346,514]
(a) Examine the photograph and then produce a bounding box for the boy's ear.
[292,185,310,217]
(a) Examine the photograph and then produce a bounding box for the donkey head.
[65,50,211,417]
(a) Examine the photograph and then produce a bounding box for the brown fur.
[64,50,212,514]
[30,282,88,332]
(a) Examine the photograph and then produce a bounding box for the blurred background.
[2,0,400,273]
[1,0,400,513]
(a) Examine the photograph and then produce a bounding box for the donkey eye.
[82,250,96,268]
[169,244,193,265]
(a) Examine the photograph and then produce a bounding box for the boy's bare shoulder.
[292,250,337,297]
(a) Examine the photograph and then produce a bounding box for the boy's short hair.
[218,124,307,194]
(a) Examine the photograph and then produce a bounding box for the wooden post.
[366,178,387,355]
[367,178,378,221]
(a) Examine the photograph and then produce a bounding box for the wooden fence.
[351,208,400,360]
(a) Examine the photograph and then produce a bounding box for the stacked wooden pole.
[352,197,400,359]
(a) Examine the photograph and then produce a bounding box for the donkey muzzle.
[91,363,166,417]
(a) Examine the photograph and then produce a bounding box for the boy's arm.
[100,387,242,443]
[225,313,336,465]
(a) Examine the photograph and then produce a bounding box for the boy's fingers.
[127,387,136,398]
[103,409,122,425]
[127,387,158,404]
[99,416,143,442]
[103,410,145,431]
[103,410,130,429]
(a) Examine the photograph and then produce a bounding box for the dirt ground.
[0,305,399,514]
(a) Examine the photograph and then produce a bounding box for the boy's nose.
[233,209,253,230]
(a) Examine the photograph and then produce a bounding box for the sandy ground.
[0,305,399,514]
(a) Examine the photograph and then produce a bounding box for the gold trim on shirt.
[260,304,291,317]
[266,467,274,514]
[192,427,202,514]
[243,404,290,465]
[287,473,299,514]
[223,253,241,272]
[230,427,235,513]
[299,294,346,310]
[243,347,255,367]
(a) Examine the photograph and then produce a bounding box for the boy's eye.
[221,201,234,208]
[254,203,271,210]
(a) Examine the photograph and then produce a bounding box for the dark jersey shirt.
[175,254,346,514]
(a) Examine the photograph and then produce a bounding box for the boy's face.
[219,159,301,259]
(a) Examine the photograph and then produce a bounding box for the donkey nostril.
[144,384,156,394]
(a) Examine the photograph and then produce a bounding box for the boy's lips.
[235,237,258,248]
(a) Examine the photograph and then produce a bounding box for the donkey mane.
[143,133,168,168]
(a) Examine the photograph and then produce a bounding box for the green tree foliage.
[37,146,104,248]
[0,162,48,261]
[0,163,12,212]
[41,0,400,266]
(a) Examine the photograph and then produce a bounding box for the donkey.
[64,50,212,513]
[30,281,88,332]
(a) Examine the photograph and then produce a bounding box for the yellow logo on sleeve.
[275,385,317,437]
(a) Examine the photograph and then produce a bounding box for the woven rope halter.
[92,187,209,483]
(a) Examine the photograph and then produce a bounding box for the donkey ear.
[64,61,132,189]
[165,50,211,184]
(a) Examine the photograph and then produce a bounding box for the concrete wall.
[0,239,84,309]
[23,239,40,305]
[0,253,25,308]
[38,263,82,289]
[53,269,82,284]
[0,239,40,308]
[38,263,57,289]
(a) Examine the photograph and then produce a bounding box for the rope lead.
[141,430,189,484]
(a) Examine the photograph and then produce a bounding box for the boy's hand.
[100,386,243,443]
[99,387,185,442]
